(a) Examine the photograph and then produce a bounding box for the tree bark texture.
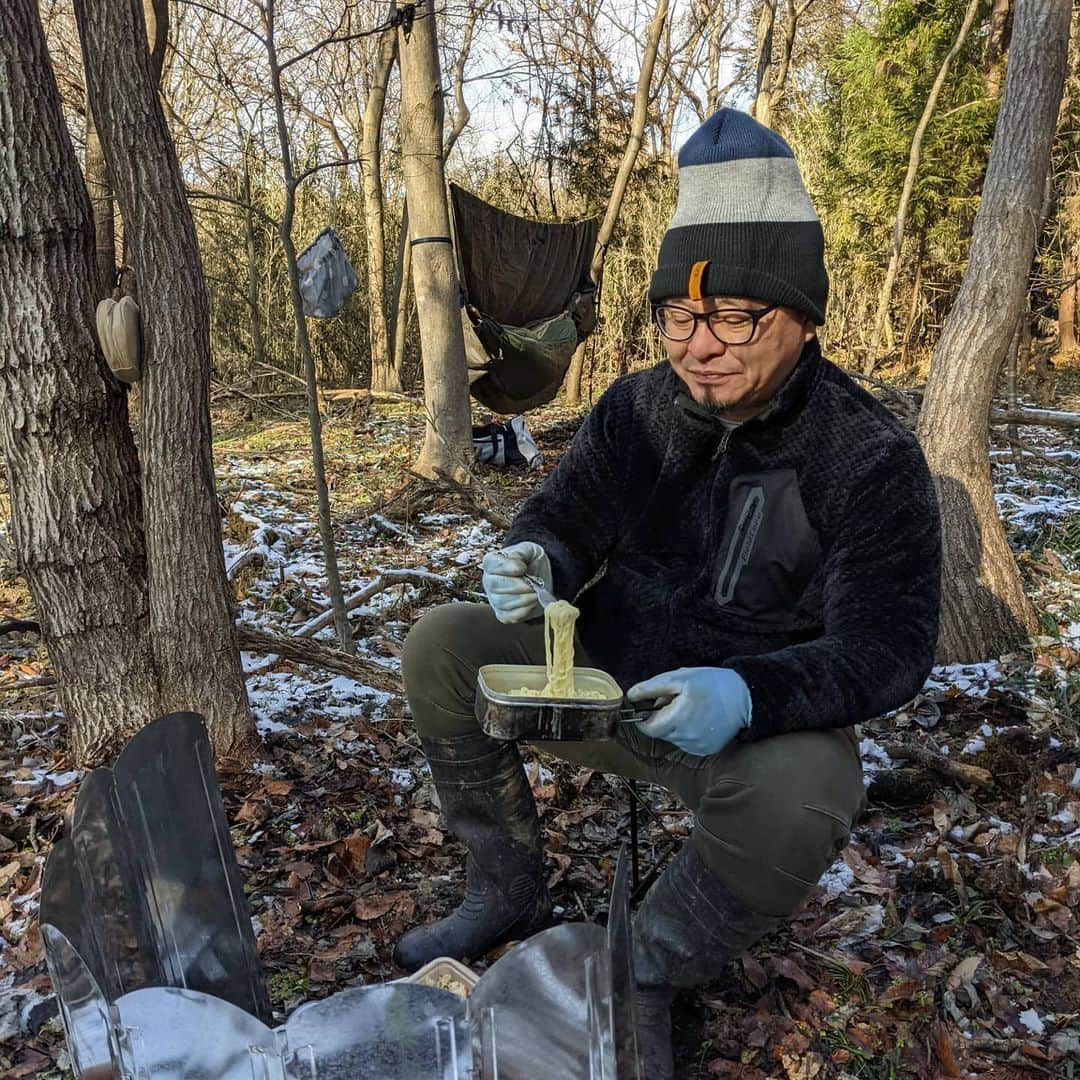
[142,0,169,88]
[84,104,117,300]
[0,0,161,764]
[363,28,400,394]
[398,7,474,482]
[984,0,1012,99]
[73,0,256,758]
[916,0,1070,663]
[390,200,413,389]
[565,0,670,404]
[750,0,776,123]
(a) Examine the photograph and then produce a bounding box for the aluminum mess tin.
[476,664,650,742]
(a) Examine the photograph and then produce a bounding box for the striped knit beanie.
[649,109,828,324]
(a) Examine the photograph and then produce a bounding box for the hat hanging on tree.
[649,108,828,324]
[95,296,142,383]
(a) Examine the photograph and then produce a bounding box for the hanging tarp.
[450,184,599,325]
[450,184,600,413]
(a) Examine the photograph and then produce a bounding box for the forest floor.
[1,364,1080,1078]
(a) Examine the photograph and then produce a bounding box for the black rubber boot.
[393,732,552,972]
[632,843,781,1080]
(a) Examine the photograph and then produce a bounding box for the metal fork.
[522,573,557,610]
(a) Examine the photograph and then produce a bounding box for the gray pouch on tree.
[297,227,359,318]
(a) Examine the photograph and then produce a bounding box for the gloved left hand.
[626,667,752,757]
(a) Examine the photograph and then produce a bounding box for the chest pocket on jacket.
[712,469,821,622]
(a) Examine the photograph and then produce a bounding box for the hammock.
[450,184,599,414]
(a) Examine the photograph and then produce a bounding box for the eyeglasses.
[652,302,780,345]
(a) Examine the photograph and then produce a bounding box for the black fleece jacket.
[505,340,941,742]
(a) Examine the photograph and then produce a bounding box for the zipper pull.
[712,429,732,461]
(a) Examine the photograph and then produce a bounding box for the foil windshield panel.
[41,712,270,1022]
[110,713,269,1021]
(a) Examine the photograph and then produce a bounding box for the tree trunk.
[363,29,400,394]
[0,0,161,765]
[750,0,776,123]
[142,0,169,88]
[984,0,1012,99]
[74,0,256,759]
[916,0,1070,663]
[867,0,981,372]
[241,145,267,385]
[83,0,168,303]
[263,0,353,652]
[899,232,925,368]
[1060,248,1077,352]
[398,9,474,482]
[390,199,413,389]
[762,0,814,127]
[85,104,116,300]
[565,0,671,405]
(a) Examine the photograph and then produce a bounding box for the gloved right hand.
[482,541,553,623]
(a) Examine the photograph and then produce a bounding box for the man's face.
[658,295,815,420]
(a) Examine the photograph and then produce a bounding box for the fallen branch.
[998,437,1080,481]
[210,378,297,420]
[0,675,56,692]
[226,547,267,582]
[846,374,1080,431]
[321,388,414,404]
[294,568,456,639]
[992,405,1080,430]
[417,470,513,531]
[879,739,993,790]
[235,624,401,693]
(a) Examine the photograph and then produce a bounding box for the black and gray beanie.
[649,109,828,324]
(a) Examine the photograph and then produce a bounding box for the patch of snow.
[961,738,985,756]
[1018,1009,1045,1036]
[388,768,415,790]
[859,737,894,786]
[817,858,855,900]
[924,662,1003,699]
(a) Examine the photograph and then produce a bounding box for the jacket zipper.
[714,487,766,604]
[711,428,733,461]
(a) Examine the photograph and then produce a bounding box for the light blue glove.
[627,667,752,756]
[481,541,553,624]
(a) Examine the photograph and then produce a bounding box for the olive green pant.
[402,603,867,918]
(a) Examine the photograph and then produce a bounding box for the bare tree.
[73,0,257,757]
[259,0,354,649]
[83,0,169,300]
[564,0,671,404]
[867,0,981,371]
[0,0,161,764]
[398,2,474,482]
[360,28,400,393]
[916,0,1070,662]
[750,0,777,122]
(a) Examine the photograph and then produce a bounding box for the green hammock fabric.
[465,309,581,415]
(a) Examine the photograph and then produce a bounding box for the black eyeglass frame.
[652,301,781,345]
